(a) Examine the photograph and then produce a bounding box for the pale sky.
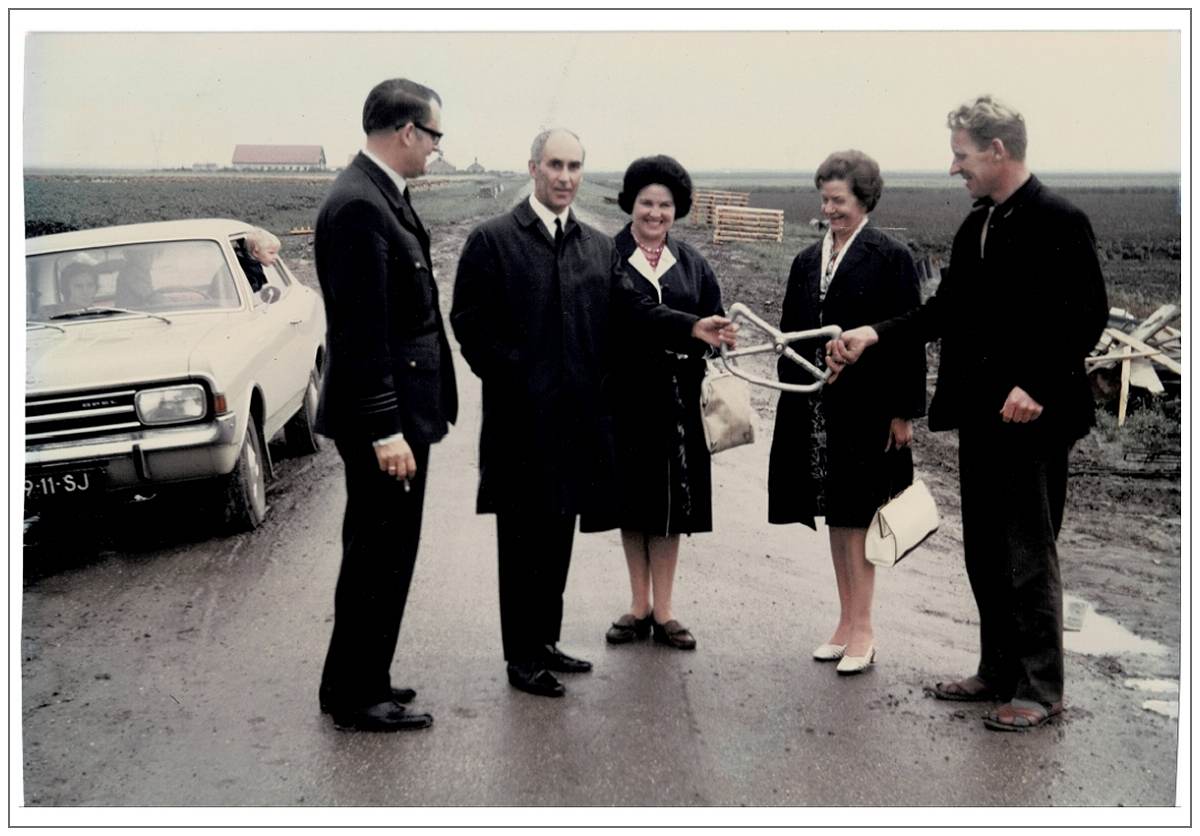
[16,13,1185,174]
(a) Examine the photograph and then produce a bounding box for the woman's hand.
[692,315,738,349]
[886,418,913,451]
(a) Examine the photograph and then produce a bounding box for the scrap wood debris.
[1086,303,1181,427]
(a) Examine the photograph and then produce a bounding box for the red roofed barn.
[231,144,326,171]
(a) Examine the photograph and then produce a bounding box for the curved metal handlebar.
[718,302,843,394]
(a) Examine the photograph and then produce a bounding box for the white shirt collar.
[361,147,407,198]
[528,193,571,240]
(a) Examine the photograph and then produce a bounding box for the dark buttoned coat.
[609,225,723,535]
[450,200,698,523]
[313,152,458,443]
[876,174,1108,443]
[768,223,926,529]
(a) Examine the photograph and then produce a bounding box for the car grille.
[26,388,143,444]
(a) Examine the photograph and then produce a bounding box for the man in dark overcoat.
[312,78,457,731]
[450,129,734,697]
[827,95,1108,732]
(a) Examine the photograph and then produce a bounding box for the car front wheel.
[284,367,322,456]
[220,414,267,531]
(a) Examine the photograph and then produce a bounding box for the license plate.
[25,468,103,500]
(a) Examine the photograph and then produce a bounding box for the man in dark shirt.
[827,95,1108,732]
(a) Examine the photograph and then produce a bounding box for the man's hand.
[692,315,738,349]
[886,418,914,451]
[999,386,1043,423]
[375,437,417,482]
[824,325,879,383]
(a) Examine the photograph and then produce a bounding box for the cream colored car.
[25,219,325,531]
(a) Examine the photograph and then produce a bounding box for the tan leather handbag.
[699,359,755,454]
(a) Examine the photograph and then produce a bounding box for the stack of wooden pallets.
[691,189,750,226]
[712,205,785,244]
[1086,303,1182,426]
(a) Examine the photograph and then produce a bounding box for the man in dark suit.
[827,95,1108,732]
[313,78,457,731]
[451,129,734,698]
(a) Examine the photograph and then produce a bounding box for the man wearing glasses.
[312,77,457,732]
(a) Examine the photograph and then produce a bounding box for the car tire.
[284,367,322,456]
[220,414,268,532]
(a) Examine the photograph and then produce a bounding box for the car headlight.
[135,384,208,425]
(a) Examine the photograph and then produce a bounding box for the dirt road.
[19,199,1181,817]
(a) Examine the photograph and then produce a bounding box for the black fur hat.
[617,155,693,219]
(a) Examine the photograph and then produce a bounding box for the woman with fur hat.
[603,155,724,651]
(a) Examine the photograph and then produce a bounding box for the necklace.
[634,235,665,256]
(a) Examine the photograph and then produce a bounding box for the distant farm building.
[192,162,218,171]
[466,157,486,174]
[232,144,326,171]
[426,157,457,175]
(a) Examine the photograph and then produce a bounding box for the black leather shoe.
[507,663,565,697]
[606,612,653,644]
[319,686,416,714]
[331,700,433,732]
[541,643,593,673]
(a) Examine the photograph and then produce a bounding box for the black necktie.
[554,218,564,252]
[402,186,412,207]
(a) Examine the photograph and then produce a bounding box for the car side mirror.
[258,286,282,305]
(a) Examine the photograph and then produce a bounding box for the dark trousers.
[495,511,577,664]
[319,439,430,710]
[958,427,1069,707]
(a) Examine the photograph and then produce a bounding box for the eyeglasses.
[407,122,443,146]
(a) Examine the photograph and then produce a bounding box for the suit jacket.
[313,152,458,443]
[450,200,697,519]
[767,223,925,528]
[876,174,1108,443]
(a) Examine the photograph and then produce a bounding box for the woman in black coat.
[604,155,724,651]
[768,150,925,674]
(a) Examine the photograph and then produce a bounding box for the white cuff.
[372,432,405,447]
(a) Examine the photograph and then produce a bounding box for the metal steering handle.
[718,302,842,394]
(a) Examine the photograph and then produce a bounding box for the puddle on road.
[1124,679,1180,720]
[1124,678,1180,694]
[1062,596,1168,657]
[1141,700,1180,720]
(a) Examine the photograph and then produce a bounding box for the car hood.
[25,314,233,393]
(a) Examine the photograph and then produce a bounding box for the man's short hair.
[814,149,884,212]
[529,128,586,165]
[362,78,441,135]
[947,95,1027,162]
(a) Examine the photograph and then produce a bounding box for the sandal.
[652,619,697,650]
[606,613,652,644]
[983,699,1063,732]
[929,675,999,702]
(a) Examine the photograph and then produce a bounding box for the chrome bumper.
[25,413,241,488]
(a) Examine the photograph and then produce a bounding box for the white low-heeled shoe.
[836,646,876,675]
[812,643,847,661]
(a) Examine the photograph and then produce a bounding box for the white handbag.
[699,359,755,454]
[864,479,939,567]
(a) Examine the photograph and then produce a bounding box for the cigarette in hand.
[403,478,411,493]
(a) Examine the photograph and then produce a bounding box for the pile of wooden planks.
[692,189,750,226]
[1086,303,1181,426]
[712,205,785,244]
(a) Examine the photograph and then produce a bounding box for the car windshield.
[26,239,242,322]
